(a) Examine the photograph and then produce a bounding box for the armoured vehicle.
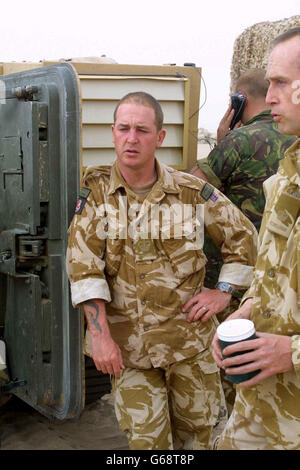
[0,59,201,420]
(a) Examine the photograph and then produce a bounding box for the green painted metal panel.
[0,63,83,420]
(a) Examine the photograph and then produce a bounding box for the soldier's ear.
[112,124,115,143]
[156,128,166,148]
[236,89,248,104]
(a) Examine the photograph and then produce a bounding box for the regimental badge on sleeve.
[201,183,219,202]
[75,187,91,215]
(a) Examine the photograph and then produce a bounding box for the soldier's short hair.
[272,27,300,47]
[235,68,269,99]
[271,27,300,69]
[113,91,164,130]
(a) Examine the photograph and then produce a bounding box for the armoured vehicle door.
[0,63,83,419]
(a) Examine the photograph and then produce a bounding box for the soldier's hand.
[217,105,241,143]
[91,335,125,379]
[211,298,253,369]
[182,288,232,323]
[220,332,293,388]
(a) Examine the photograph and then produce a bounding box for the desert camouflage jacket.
[236,139,300,449]
[66,159,257,369]
[198,111,296,291]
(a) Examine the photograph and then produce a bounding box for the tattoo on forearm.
[85,301,102,333]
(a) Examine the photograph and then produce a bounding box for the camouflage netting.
[230,15,300,93]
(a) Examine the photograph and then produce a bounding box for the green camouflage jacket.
[198,111,296,291]
[236,139,300,449]
[66,160,257,369]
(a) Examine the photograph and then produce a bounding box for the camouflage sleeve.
[207,133,242,183]
[239,174,278,304]
[201,186,257,287]
[66,178,111,307]
[197,157,222,188]
[291,336,300,378]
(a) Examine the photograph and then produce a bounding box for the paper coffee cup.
[217,319,260,384]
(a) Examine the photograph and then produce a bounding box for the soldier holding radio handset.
[191,69,295,231]
[215,92,246,142]
[229,92,247,129]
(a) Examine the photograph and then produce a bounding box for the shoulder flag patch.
[209,191,219,202]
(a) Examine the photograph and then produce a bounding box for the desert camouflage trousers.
[216,409,269,450]
[111,349,223,450]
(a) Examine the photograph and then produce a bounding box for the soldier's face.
[112,103,166,172]
[266,36,300,137]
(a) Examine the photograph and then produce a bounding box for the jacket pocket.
[104,238,124,277]
[160,233,206,279]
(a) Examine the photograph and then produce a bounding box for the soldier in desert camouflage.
[212,27,300,450]
[66,91,257,450]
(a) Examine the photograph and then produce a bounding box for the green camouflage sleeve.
[197,157,222,188]
[66,176,111,307]
[200,186,257,287]
[206,123,296,228]
[207,134,241,183]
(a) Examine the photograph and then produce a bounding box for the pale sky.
[0,0,298,131]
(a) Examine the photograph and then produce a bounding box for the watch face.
[217,282,233,293]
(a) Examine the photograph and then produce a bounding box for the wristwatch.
[215,282,235,294]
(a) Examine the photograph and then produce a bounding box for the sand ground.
[0,393,226,450]
[0,393,129,450]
